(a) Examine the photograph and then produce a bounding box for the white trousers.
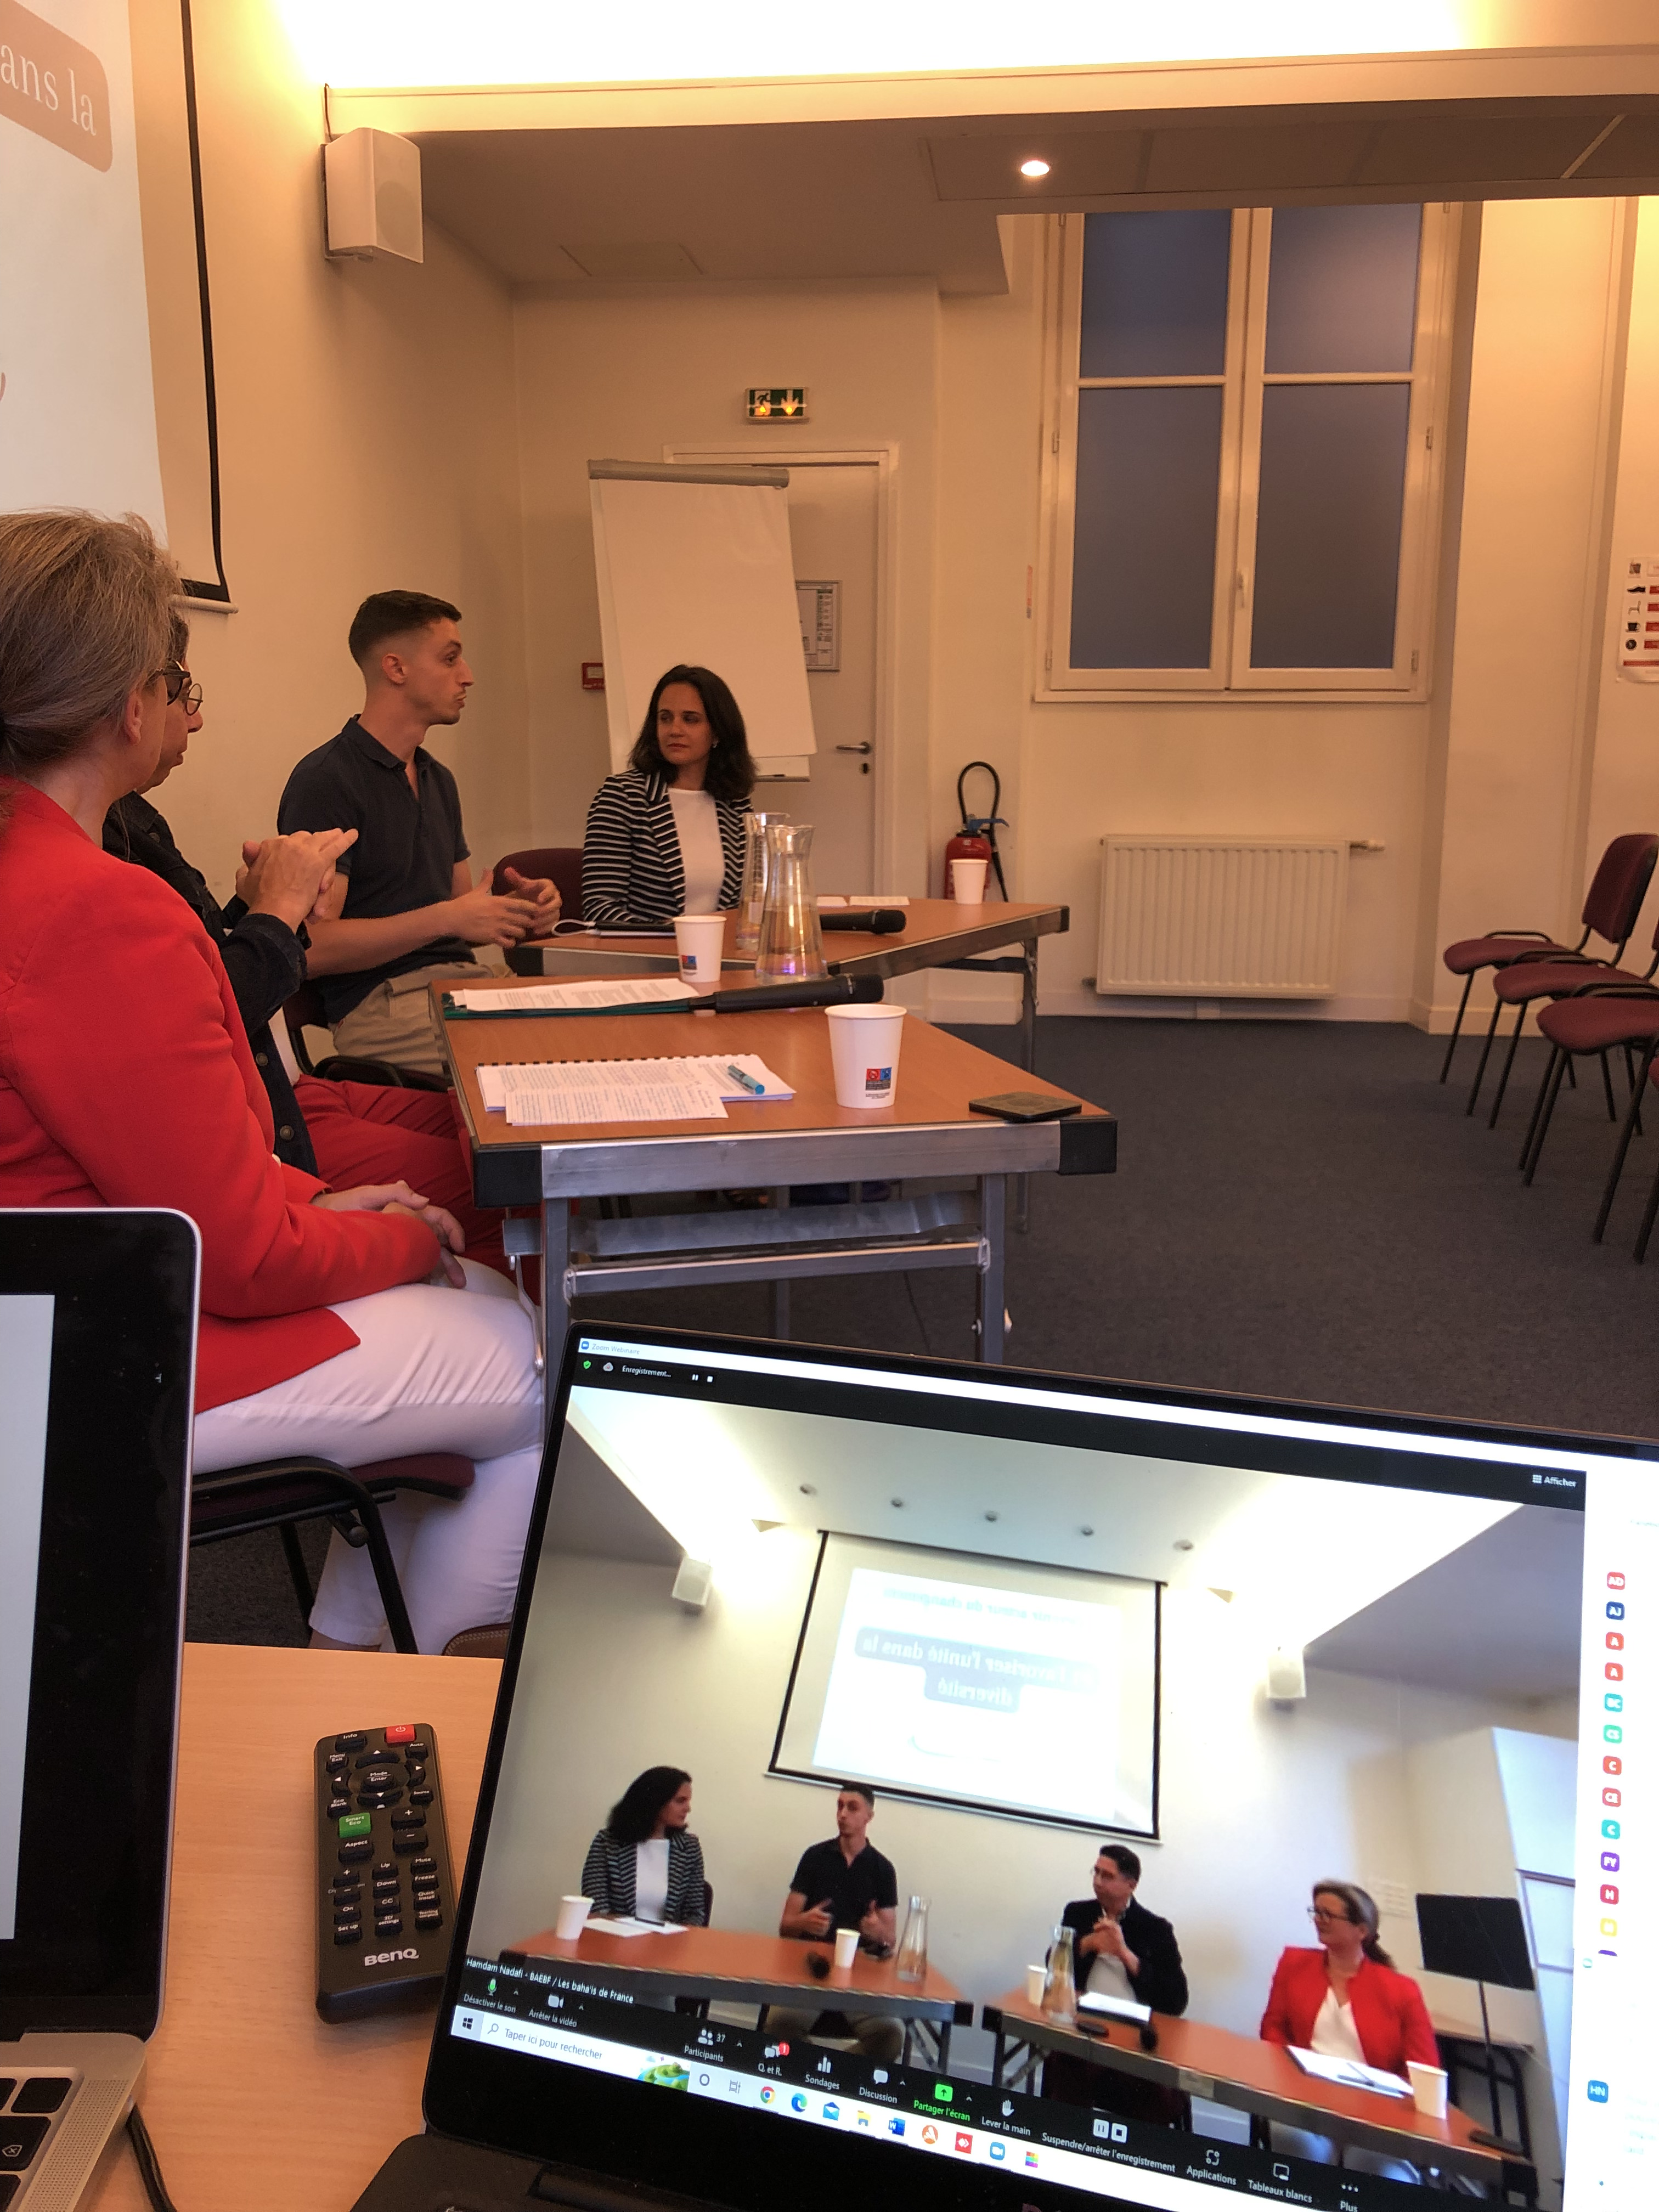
[194,1261,543,1652]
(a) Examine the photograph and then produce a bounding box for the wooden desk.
[83,1643,501,2212]
[506,1926,969,2063]
[981,1989,1534,2197]
[442,993,1114,1398]
[508,901,1070,1075]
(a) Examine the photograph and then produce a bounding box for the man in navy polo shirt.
[769,1784,903,2064]
[280,590,558,1076]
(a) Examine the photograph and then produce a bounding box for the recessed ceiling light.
[1019,158,1051,179]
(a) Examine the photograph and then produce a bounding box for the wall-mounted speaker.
[323,127,422,264]
[1266,1646,1307,1703]
[671,1558,713,1612]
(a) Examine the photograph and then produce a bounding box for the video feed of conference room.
[459,1346,1591,2209]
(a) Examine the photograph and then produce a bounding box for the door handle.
[835,743,873,755]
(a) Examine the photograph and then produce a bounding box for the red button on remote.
[384,1724,415,1744]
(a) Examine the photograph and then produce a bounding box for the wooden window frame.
[1036,204,1459,704]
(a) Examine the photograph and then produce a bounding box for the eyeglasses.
[1309,1907,1356,1926]
[160,661,204,711]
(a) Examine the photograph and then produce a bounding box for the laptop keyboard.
[0,2077,74,2206]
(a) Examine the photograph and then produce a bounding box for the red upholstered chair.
[1519,981,1659,1241]
[1444,833,1658,1098]
[493,847,584,915]
[191,1452,475,1654]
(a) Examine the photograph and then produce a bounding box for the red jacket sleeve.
[1392,1971,1440,2070]
[3,859,437,1314]
[1259,1949,1302,2046]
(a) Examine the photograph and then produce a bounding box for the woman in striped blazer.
[579,1766,708,1926]
[582,664,753,928]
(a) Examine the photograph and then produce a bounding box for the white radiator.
[1096,837,1349,998]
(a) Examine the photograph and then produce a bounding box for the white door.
[761,460,879,894]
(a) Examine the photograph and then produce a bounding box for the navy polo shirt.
[788,1837,898,1933]
[278,716,473,1024]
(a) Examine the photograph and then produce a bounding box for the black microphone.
[820,909,907,935]
[710,975,884,1014]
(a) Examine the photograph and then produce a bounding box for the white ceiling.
[409,97,1659,295]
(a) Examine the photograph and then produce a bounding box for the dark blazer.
[104,792,316,1173]
[1260,1949,1437,2074]
[582,769,746,928]
[579,1826,707,1926]
[1062,1894,1189,2017]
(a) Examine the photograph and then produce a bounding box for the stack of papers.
[1288,2048,1411,2097]
[1079,1992,1152,2025]
[478,1054,794,1126]
[585,1916,688,1938]
[449,979,696,1014]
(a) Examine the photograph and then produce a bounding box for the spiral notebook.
[478,1054,794,1127]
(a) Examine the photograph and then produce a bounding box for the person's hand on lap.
[312,1180,467,1285]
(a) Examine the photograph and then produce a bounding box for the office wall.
[126,0,532,900]
[471,1533,1571,2067]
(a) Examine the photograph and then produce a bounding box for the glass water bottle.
[1042,1923,1078,2024]
[734,809,789,956]
[754,822,827,984]
[895,1895,930,1983]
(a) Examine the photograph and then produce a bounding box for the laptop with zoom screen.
[360,1321,1647,2212]
[0,1211,195,2212]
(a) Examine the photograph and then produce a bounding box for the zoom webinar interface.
[448,1334,1649,2212]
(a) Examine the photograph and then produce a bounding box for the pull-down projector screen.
[0,0,166,532]
[771,1533,1160,1836]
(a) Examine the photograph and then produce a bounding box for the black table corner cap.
[1058,1110,1116,1177]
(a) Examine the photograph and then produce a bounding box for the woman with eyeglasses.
[0,511,542,1656]
[101,613,514,1278]
[1260,1880,1438,2177]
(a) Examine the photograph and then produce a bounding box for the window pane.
[1265,204,1422,373]
[1080,211,1232,379]
[1071,386,1222,669]
[1250,383,1410,668]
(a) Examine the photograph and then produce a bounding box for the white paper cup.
[1026,1964,1047,2006]
[834,1927,860,1968]
[674,913,727,991]
[1407,2062,1448,2118]
[555,1895,592,1940]
[950,856,988,904]
[826,1003,907,1109]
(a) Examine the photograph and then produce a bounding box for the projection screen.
[771,1533,1160,1836]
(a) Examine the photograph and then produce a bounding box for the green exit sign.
[746,386,808,421]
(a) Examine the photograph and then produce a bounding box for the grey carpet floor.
[188,1017,1656,1644]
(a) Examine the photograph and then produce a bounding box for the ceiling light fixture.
[1019,158,1051,178]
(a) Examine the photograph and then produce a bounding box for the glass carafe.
[734,810,789,956]
[1042,1923,1078,2024]
[755,822,827,984]
[895,1895,930,1983]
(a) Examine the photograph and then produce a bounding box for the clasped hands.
[311,1180,467,1287]
[449,864,562,948]
[1080,1912,1137,1972]
[236,827,358,932]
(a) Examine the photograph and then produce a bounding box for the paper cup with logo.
[833,1927,860,1968]
[674,913,727,992]
[950,855,988,904]
[826,1003,906,1109]
[555,1895,593,1940]
[1407,2062,1448,2118]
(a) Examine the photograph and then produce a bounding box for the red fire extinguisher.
[944,761,1009,899]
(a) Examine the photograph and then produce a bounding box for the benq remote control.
[315,1723,455,2022]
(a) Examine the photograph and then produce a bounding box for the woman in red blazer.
[0,511,541,1652]
[1260,1880,1439,2178]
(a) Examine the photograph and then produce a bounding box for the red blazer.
[0,783,437,1410]
[1260,1947,1439,2076]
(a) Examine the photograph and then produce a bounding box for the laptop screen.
[0,1211,195,2040]
[430,1323,1644,2212]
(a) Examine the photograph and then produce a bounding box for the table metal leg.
[978,1174,1006,1365]
[991,2023,1007,2089]
[771,1187,791,1338]
[1019,938,1037,1073]
[541,1194,572,1437]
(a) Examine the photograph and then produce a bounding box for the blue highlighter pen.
[725,1063,765,1094]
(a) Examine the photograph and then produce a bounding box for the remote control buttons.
[357,1787,403,1810]
[334,1733,367,1753]
[325,1752,348,1771]
[337,1812,372,1839]
[409,1787,433,1805]
[338,1839,371,1863]
[415,1908,442,1931]
[331,1871,362,1892]
[410,1856,436,1876]
[405,1763,427,1785]
[327,1796,352,1818]
[405,1740,428,1759]
[390,1808,424,1829]
[384,1723,415,1744]
[393,1832,428,1855]
[359,1765,395,1788]
[334,1921,364,1946]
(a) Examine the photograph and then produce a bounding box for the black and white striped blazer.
[582,769,746,928]
[579,1825,708,1926]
